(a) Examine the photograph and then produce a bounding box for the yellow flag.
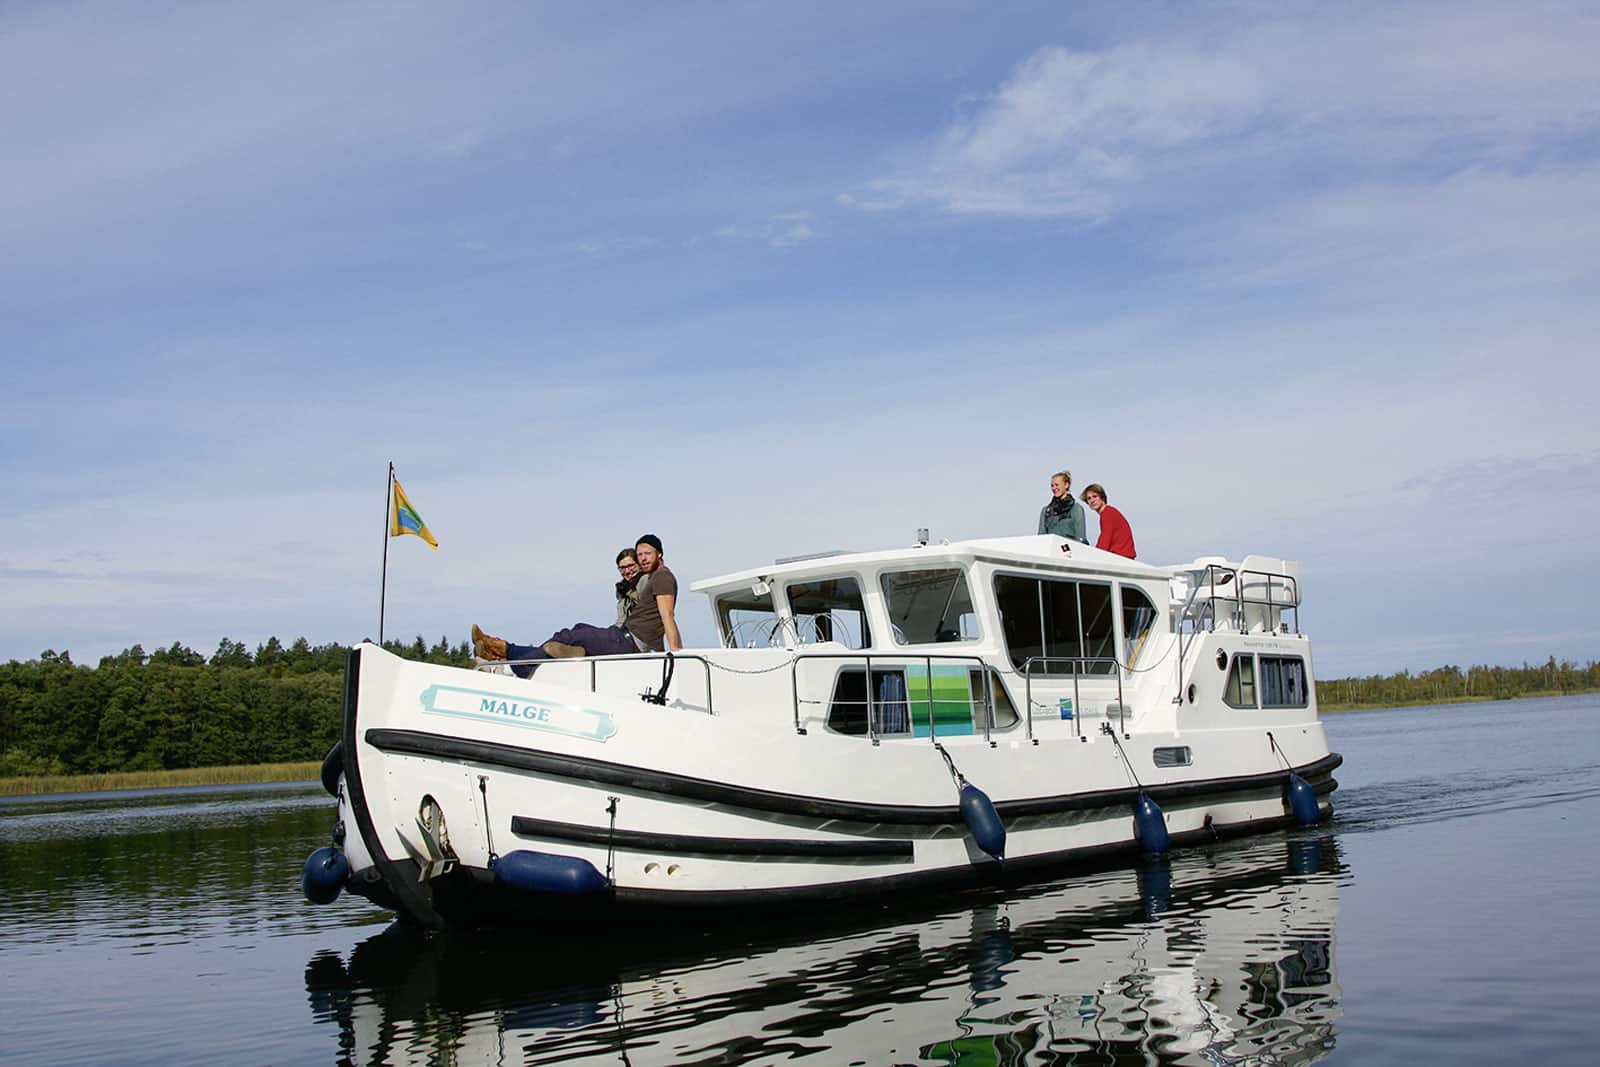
[390,477,438,549]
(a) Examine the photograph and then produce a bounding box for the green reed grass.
[0,761,322,797]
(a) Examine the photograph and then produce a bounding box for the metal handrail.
[1018,656,1125,740]
[787,652,994,743]
[1178,566,1299,636]
[1175,563,1301,701]
[477,652,717,715]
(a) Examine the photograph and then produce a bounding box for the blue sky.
[3,1,1597,676]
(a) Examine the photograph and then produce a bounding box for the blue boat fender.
[959,783,1006,861]
[320,741,343,798]
[1133,791,1170,853]
[491,850,610,896]
[1286,772,1320,825]
[302,846,350,905]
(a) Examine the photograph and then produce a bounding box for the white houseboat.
[305,534,1340,928]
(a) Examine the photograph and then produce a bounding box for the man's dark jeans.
[505,623,638,678]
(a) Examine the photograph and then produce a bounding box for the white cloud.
[865,42,1259,218]
[860,4,1600,220]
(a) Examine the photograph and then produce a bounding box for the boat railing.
[1175,564,1300,698]
[478,653,719,715]
[1018,656,1126,741]
[787,651,996,744]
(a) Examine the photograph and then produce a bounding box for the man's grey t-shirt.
[626,564,678,650]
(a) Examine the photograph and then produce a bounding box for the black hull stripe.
[608,811,1320,908]
[426,805,1328,920]
[365,727,1342,826]
[509,816,915,860]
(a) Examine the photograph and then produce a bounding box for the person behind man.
[1038,469,1087,543]
[1081,483,1136,559]
[614,548,641,628]
[471,535,681,677]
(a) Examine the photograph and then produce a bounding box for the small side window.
[1153,746,1193,768]
[1224,654,1257,708]
[968,668,1019,731]
[1121,586,1158,669]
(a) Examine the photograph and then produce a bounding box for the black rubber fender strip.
[365,726,1341,826]
[509,815,915,860]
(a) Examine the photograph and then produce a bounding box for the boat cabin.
[690,535,1281,741]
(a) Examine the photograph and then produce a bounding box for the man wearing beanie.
[627,533,682,654]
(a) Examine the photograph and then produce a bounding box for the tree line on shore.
[0,636,469,778]
[1317,656,1599,707]
[1,639,1595,778]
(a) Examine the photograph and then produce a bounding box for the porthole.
[1187,683,1197,704]
[1216,649,1227,670]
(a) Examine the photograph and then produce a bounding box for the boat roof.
[690,535,1172,594]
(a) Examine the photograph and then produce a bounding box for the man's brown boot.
[471,624,507,661]
[542,640,586,659]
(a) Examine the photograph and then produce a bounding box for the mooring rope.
[476,774,498,863]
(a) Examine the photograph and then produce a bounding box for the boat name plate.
[418,684,617,742]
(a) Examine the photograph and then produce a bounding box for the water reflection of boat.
[308,537,1340,927]
[305,834,1344,1064]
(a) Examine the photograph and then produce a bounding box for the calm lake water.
[3,695,1597,1065]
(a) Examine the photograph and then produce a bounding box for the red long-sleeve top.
[1094,504,1136,559]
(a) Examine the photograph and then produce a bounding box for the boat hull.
[329,645,1339,929]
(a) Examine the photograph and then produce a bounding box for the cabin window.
[993,574,1115,676]
[969,668,1020,730]
[1260,656,1309,708]
[826,668,911,735]
[827,667,1014,736]
[1080,582,1115,665]
[716,588,783,648]
[785,576,872,648]
[1153,746,1193,768]
[1224,653,1257,708]
[1121,586,1157,669]
[880,568,978,645]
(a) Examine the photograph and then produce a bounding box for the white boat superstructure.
[307,534,1340,927]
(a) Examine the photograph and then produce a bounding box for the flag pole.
[380,462,393,646]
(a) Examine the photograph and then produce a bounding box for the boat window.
[1224,653,1257,708]
[1080,582,1115,667]
[828,666,1007,736]
[880,568,978,645]
[716,588,783,648]
[1122,586,1158,669]
[785,576,872,648]
[1260,655,1309,708]
[968,668,1019,730]
[993,574,1115,676]
[826,668,911,736]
